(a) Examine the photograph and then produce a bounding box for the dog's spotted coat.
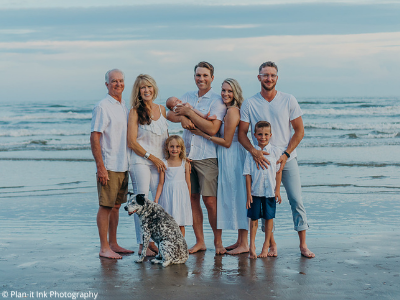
[124,193,189,267]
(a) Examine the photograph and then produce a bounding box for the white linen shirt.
[91,94,129,172]
[240,91,303,162]
[243,144,282,197]
[181,88,226,160]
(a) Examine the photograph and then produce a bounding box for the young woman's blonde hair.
[164,135,186,160]
[130,74,159,125]
[222,78,244,108]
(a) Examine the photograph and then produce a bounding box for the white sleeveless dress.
[158,159,193,226]
[217,109,249,230]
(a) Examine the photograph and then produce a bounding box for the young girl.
[154,135,192,236]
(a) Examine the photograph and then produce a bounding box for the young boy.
[243,121,282,259]
[166,96,217,120]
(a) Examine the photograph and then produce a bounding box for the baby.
[166,97,217,120]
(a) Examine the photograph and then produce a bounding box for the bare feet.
[138,245,157,257]
[257,243,269,258]
[99,248,122,259]
[188,242,207,254]
[268,245,278,257]
[225,241,239,250]
[215,245,227,255]
[110,244,134,254]
[300,247,315,258]
[227,245,249,255]
[249,246,257,259]
[149,242,159,254]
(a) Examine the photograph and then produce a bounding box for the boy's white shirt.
[243,143,282,197]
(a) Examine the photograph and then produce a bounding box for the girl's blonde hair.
[164,135,186,160]
[222,78,244,108]
[130,74,159,125]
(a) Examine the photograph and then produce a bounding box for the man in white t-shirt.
[238,61,315,258]
[167,61,227,254]
[90,69,133,259]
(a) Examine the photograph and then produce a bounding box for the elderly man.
[238,61,315,258]
[167,61,227,254]
[90,69,133,259]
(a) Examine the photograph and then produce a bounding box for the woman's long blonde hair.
[222,78,244,108]
[130,74,159,125]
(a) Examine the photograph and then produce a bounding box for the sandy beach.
[1,189,399,300]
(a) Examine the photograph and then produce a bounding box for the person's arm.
[127,108,166,173]
[276,116,304,173]
[245,175,253,209]
[275,171,282,204]
[166,110,195,130]
[90,132,109,186]
[185,161,191,195]
[174,105,221,136]
[190,107,239,148]
[154,170,165,203]
[238,120,270,169]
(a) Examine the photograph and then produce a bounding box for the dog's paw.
[135,258,144,263]
[151,258,162,264]
[162,260,171,267]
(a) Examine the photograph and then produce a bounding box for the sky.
[1,0,400,102]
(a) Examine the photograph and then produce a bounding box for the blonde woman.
[128,74,168,256]
[190,78,249,255]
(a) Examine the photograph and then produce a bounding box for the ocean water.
[1,95,399,246]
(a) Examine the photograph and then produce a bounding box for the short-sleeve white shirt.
[243,144,282,197]
[181,88,226,160]
[240,91,303,162]
[91,94,129,172]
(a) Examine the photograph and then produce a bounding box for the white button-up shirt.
[91,94,129,172]
[181,88,226,160]
[243,144,282,197]
[240,91,303,162]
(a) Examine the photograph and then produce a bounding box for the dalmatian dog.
[124,193,189,267]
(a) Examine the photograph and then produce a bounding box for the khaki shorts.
[97,170,129,208]
[190,158,218,197]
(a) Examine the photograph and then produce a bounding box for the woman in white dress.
[190,78,249,255]
[127,74,168,256]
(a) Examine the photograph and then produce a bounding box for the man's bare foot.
[227,245,249,255]
[110,245,134,254]
[225,241,239,250]
[149,243,159,254]
[257,242,269,258]
[138,245,157,257]
[188,243,207,254]
[99,249,122,259]
[300,247,315,258]
[215,245,227,255]
[268,245,278,257]
[249,247,257,259]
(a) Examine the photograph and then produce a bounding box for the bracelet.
[283,151,290,158]
[144,152,151,159]
[209,135,212,140]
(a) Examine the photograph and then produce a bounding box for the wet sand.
[1,191,399,300]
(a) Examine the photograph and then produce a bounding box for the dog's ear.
[136,194,146,205]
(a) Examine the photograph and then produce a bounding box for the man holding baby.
[167,61,227,254]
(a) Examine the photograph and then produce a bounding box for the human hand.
[97,165,109,186]
[246,195,253,209]
[276,154,288,173]
[174,105,192,117]
[275,192,282,204]
[149,155,166,173]
[252,149,270,170]
[181,117,195,130]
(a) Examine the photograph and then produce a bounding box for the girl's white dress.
[158,159,193,226]
[216,111,249,230]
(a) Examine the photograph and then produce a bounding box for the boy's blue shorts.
[247,196,276,220]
